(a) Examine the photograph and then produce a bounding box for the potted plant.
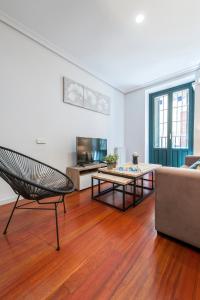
[104,154,119,169]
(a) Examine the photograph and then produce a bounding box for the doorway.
[149,82,194,167]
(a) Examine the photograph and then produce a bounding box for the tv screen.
[76,137,107,165]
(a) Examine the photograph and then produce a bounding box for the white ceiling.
[0,0,200,93]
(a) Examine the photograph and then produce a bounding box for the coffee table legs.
[91,177,94,199]
[141,177,144,198]
[91,178,128,211]
[133,178,136,207]
[91,172,155,211]
[123,186,125,211]
[151,171,154,190]
[98,179,101,194]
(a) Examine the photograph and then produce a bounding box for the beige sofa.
[155,155,200,248]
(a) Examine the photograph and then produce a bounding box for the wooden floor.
[0,185,200,300]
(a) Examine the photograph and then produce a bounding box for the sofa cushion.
[185,155,200,167]
[189,159,200,170]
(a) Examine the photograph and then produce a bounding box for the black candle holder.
[132,154,139,165]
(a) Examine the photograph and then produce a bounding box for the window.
[172,89,189,148]
[154,94,168,148]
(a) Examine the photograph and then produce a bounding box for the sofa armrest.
[155,167,200,248]
[185,155,200,167]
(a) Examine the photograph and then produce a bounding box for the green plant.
[104,153,119,164]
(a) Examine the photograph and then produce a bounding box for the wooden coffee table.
[91,163,161,211]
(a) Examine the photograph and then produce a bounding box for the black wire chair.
[0,146,74,250]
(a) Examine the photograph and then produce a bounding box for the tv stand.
[77,163,85,167]
[66,163,107,191]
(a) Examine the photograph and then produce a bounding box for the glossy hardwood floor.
[0,185,200,300]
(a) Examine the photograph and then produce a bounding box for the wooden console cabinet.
[66,163,107,191]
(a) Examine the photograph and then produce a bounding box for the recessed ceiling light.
[135,14,145,24]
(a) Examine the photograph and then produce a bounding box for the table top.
[98,163,161,178]
[67,163,107,171]
[92,172,133,185]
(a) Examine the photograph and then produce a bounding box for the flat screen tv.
[76,137,107,165]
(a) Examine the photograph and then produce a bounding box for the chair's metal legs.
[3,195,63,251]
[62,196,66,214]
[3,195,20,235]
[55,203,60,251]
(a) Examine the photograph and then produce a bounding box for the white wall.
[0,22,125,203]
[125,89,146,162]
[125,73,200,163]
[194,82,200,154]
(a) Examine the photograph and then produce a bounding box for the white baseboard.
[0,195,17,206]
